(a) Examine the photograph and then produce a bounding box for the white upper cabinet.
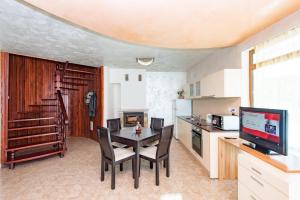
[195,81,201,97]
[200,69,241,98]
[189,83,194,97]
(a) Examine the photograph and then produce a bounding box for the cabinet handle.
[251,167,262,175]
[250,195,257,200]
[250,175,264,187]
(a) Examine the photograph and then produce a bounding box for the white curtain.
[253,27,300,65]
[252,26,300,156]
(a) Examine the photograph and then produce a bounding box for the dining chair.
[106,118,129,171]
[147,117,164,147]
[147,117,165,168]
[97,127,136,189]
[139,125,174,186]
[107,118,128,148]
[150,117,164,131]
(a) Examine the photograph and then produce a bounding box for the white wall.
[104,68,187,126]
[146,72,186,126]
[188,9,300,106]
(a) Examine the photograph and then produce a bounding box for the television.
[239,107,287,155]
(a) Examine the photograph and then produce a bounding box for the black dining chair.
[106,118,129,171]
[107,118,128,148]
[150,117,164,131]
[139,125,174,186]
[97,127,136,190]
[147,117,164,147]
[147,117,165,168]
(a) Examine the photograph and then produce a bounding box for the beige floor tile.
[0,137,237,200]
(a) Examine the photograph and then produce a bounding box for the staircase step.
[6,140,62,152]
[5,149,63,164]
[41,98,57,101]
[65,68,95,75]
[55,86,79,91]
[8,132,59,141]
[8,117,56,123]
[8,124,57,131]
[29,104,57,107]
[63,76,94,81]
[59,81,88,86]
[18,111,57,114]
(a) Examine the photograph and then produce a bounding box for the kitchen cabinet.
[176,117,239,179]
[200,69,241,98]
[189,83,194,97]
[195,81,201,97]
[202,130,210,171]
[177,118,192,150]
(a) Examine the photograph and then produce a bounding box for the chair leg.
[163,160,166,168]
[166,157,170,177]
[132,158,135,179]
[105,162,108,171]
[111,164,116,190]
[139,158,141,177]
[101,158,105,181]
[120,163,123,171]
[150,161,153,169]
[155,161,159,186]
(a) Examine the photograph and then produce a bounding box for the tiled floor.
[0,137,237,200]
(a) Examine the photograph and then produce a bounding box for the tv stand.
[242,143,279,155]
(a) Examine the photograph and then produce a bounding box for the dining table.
[110,127,160,189]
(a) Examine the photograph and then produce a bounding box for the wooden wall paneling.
[1,52,9,165]
[7,54,103,141]
[24,57,37,110]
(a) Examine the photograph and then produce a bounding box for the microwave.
[212,115,239,130]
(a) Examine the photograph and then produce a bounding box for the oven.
[192,126,203,157]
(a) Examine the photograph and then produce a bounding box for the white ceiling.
[0,0,219,71]
[23,0,300,49]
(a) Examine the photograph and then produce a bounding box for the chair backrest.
[156,125,174,159]
[150,117,164,131]
[97,127,115,161]
[107,118,121,132]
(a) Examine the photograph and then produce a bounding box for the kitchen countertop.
[177,116,237,132]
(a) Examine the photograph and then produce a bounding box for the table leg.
[134,143,140,189]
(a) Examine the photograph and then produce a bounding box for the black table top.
[110,127,160,142]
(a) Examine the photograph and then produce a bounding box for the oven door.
[192,130,203,157]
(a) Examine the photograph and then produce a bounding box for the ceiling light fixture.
[136,58,154,66]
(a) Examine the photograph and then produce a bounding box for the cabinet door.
[177,119,184,141]
[185,123,192,151]
[189,83,194,97]
[202,130,210,170]
[200,76,209,96]
[182,120,188,147]
[195,81,200,96]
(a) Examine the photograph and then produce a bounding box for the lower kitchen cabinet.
[177,118,192,151]
[202,130,210,171]
[176,117,238,179]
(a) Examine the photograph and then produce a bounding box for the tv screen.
[239,107,287,155]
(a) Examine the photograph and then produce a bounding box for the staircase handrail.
[56,90,68,124]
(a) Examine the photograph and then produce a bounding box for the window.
[250,27,300,156]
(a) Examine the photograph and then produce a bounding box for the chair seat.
[114,148,135,162]
[140,146,157,159]
[145,140,159,147]
[112,142,128,148]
